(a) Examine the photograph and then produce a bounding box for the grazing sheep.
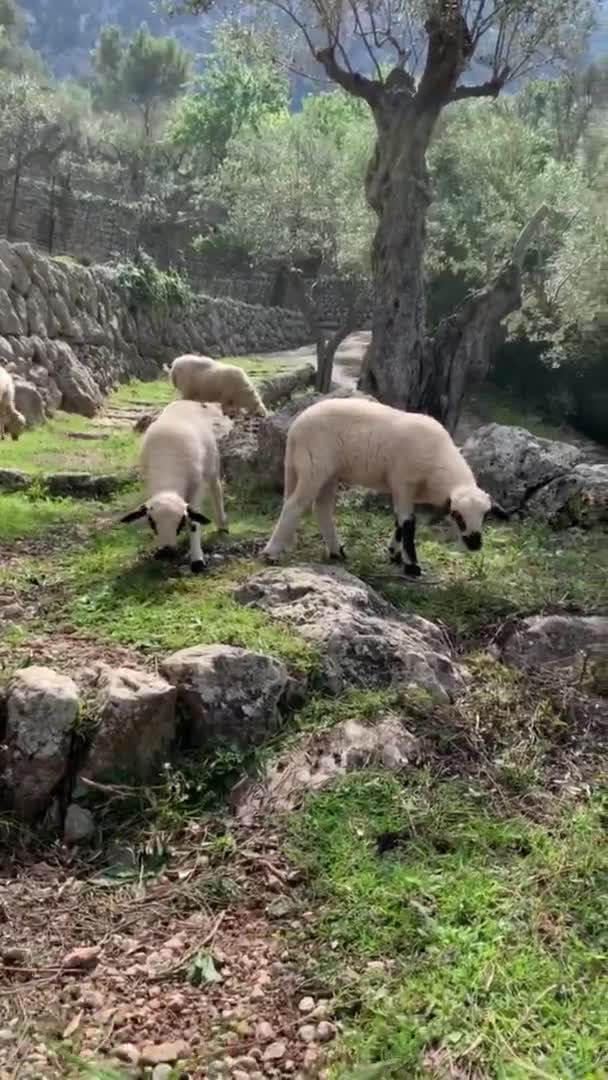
[0,368,26,441]
[170,353,268,418]
[120,399,228,573]
[264,398,504,576]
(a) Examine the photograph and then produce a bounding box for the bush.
[112,250,193,309]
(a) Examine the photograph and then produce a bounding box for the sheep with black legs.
[170,353,267,418]
[264,398,507,576]
[120,399,228,573]
[0,367,26,441]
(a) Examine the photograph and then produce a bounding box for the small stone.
[298,996,315,1014]
[140,1040,189,1065]
[1,947,28,964]
[263,1040,286,1062]
[0,1028,15,1043]
[250,986,265,1001]
[80,990,104,1010]
[267,896,295,918]
[113,1043,140,1065]
[316,1021,337,1043]
[303,1046,320,1068]
[62,946,101,972]
[298,1024,317,1044]
[152,1067,172,1080]
[233,1072,250,1080]
[255,1020,275,1042]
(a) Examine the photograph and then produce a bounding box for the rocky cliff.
[0,240,308,421]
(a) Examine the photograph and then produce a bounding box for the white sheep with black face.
[264,398,506,576]
[120,399,228,573]
[170,353,267,418]
[0,367,26,441]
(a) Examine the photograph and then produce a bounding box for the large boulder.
[80,666,177,783]
[52,340,103,417]
[161,644,296,751]
[233,714,422,817]
[462,424,584,515]
[1,667,79,820]
[229,387,371,492]
[525,463,608,527]
[235,565,463,703]
[498,615,608,672]
[13,379,45,428]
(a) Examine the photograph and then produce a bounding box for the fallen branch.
[258,364,315,408]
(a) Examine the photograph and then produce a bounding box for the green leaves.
[188,949,223,986]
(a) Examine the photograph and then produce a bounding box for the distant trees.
[171,24,289,172]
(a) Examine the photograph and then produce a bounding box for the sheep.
[0,368,26,441]
[170,353,268,419]
[120,399,228,573]
[263,398,506,576]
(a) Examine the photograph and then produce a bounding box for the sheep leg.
[264,482,316,560]
[209,475,229,534]
[188,485,208,575]
[314,482,345,560]
[390,497,422,577]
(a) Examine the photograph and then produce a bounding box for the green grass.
[0,492,100,542]
[289,774,608,1079]
[35,510,317,671]
[107,358,293,409]
[0,413,137,475]
[473,389,582,443]
[288,507,608,633]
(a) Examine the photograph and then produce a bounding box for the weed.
[112,250,193,309]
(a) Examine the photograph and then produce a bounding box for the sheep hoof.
[403,563,422,578]
[329,547,347,562]
[262,551,279,564]
[191,560,207,575]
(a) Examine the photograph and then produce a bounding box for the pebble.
[263,1040,286,1062]
[1,947,28,965]
[140,1040,189,1065]
[80,990,104,1010]
[298,996,316,1014]
[298,1024,317,1044]
[63,804,95,844]
[152,1067,172,1080]
[62,945,101,971]
[316,1021,337,1043]
[250,986,265,1001]
[233,1072,250,1080]
[0,1029,15,1044]
[255,1020,275,1042]
[113,1043,140,1065]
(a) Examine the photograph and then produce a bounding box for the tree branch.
[448,77,505,102]
[314,45,381,106]
[511,203,551,269]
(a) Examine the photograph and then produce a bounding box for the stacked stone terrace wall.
[0,239,309,419]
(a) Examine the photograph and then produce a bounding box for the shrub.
[112,249,193,309]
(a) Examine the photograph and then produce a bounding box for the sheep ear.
[490,502,510,520]
[119,505,147,524]
[187,507,211,525]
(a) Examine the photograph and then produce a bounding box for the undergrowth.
[112,250,193,309]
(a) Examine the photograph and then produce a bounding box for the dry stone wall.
[0,240,309,420]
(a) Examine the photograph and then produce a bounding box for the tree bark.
[287,266,361,393]
[315,13,508,425]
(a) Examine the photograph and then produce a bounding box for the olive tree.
[182,0,593,431]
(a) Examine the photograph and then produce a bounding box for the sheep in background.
[0,368,26,441]
[120,399,228,573]
[264,398,505,576]
[170,353,268,419]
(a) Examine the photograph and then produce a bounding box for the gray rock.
[462,423,584,514]
[13,379,45,428]
[2,667,80,820]
[0,288,23,335]
[499,615,608,671]
[525,463,608,527]
[0,468,31,493]
[235,565,463,702]
[64,803,95,843]
[80,666,177,783]
[0,240,31,294]
[44,471,135,499]
[53,340,103,417]
[161,644,295,751]
[26,284,49,337]
[234,714,422,816]
[255,388,370,491]
[0,334,14,363]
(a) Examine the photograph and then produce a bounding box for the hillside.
[20,0,608,81]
